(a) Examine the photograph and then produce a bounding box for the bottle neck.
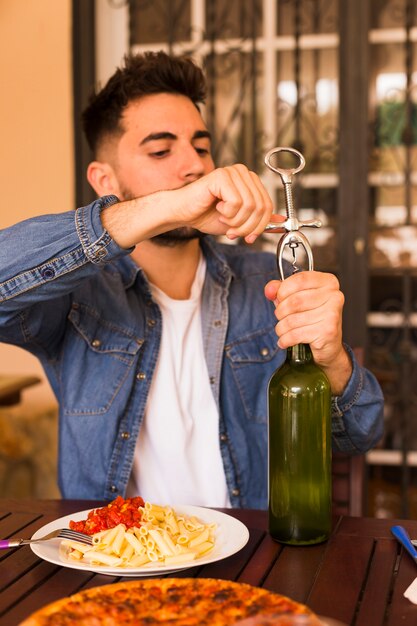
[286,343,313,364]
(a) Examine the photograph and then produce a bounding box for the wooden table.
[1,499,417,626]
[0,376,40,406]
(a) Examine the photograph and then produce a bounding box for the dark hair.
[82,51,207,153]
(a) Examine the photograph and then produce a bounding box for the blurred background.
[1,0,417,517]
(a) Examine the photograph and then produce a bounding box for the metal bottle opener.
[263,146,322,279]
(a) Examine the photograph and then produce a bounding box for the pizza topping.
[214,589,234,602]
[18,578,321,626]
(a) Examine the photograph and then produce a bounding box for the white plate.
[30,505,249,577]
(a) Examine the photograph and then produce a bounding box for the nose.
[179,143,210,181]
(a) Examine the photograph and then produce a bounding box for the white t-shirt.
[127,255,231,507]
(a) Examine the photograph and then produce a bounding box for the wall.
[0,0,74,412]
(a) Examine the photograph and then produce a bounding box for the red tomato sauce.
[69,496,145,535]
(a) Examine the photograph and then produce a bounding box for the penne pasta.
[165,511,180,535]
[120,543,134,561]
[189,528,210,548]
[83,550,123,566]
[163,551,197,565]
[129,552,151,567]
[124,531,144,553]
[146,549,159,562]
[62,502,218,570]
[93,524,120,546]
[148,529,174,556]
[61,539,92,554]
[190,541,214,556]
[161,529,177,554]
[111,525,126,554]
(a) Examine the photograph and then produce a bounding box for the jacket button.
[147,319,156,327]
[260,347,270,357]
[110,485,117,493]
[220,434,228,442]
[232,488,240,497]
[41,267,55,280]
[91,339,101,348]
[121,432,130,439]
[136,372,146,380]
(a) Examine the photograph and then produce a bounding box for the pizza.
[19,577,321,626]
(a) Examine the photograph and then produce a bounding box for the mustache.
[151,228,206,247]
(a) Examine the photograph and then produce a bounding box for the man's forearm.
[101,166,276,248]
[101,191,181,249]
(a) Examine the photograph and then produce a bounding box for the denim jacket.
[0,196,384,508]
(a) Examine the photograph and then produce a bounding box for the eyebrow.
[140,130,212,145]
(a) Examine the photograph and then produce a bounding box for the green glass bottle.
[268,343,332,545]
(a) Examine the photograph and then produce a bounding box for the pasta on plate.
[60,502,217,568]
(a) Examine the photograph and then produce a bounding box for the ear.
[87,161,121,198]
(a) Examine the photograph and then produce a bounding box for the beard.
[152,227,206,247]
[119,186,206,248]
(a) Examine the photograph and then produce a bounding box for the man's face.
[104,93,215,245]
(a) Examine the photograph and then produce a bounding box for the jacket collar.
[112,236,234,292]
[201,237,234,287]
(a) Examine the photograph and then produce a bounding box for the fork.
[0,528,93,549]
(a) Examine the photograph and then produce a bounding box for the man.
[0,52,383,508]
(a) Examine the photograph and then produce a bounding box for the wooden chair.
[0,375,40,406]
[330,346,367,517]
[332,452,365,516]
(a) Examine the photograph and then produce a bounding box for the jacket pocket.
[62,304,143,415]
[225,326,283,423]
